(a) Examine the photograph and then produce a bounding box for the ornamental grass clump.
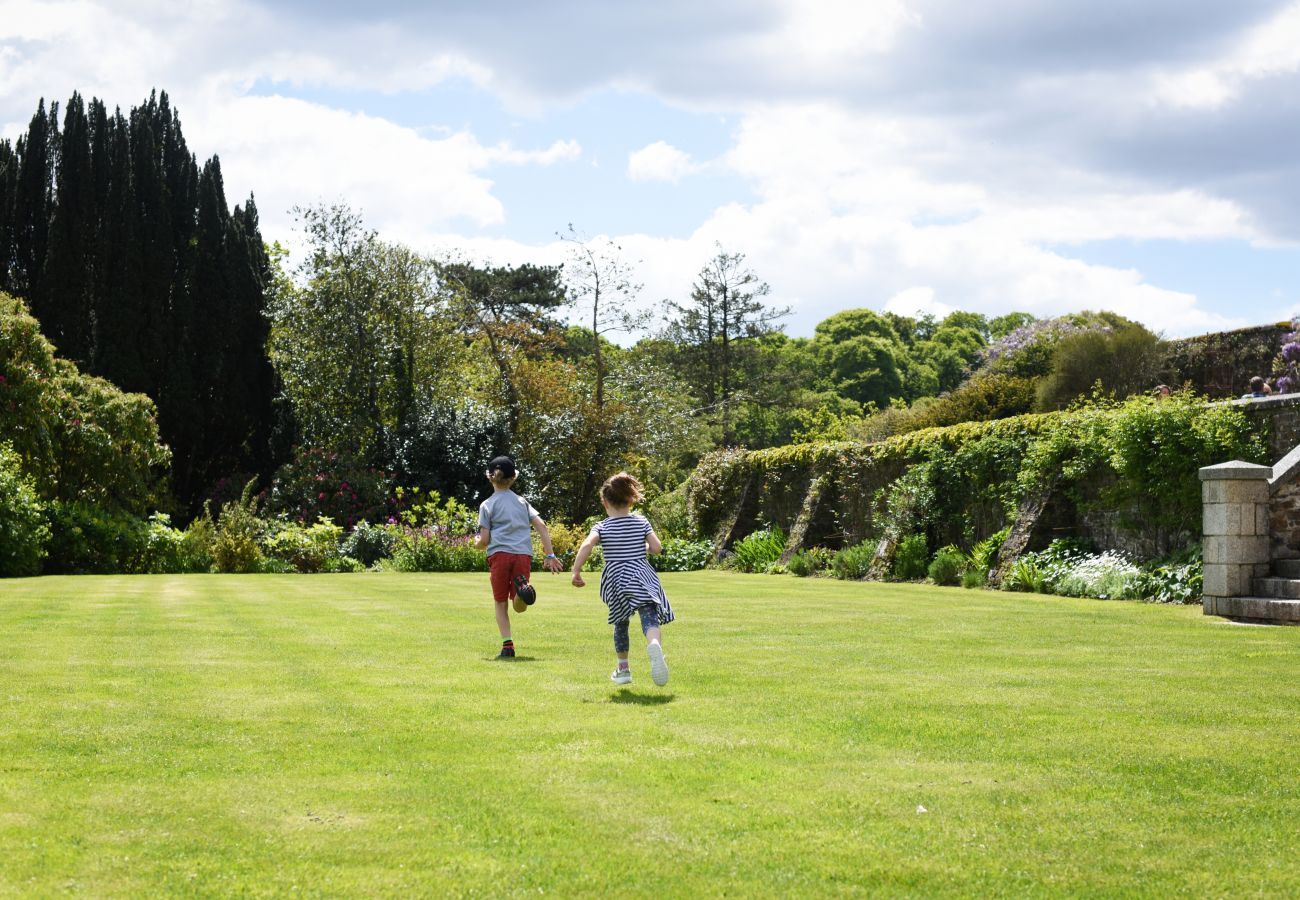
[731,526,786,573]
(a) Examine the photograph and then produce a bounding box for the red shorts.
[488,552,533,603]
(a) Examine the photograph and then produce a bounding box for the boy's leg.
[488,553,515,657]
[511,554,533,612]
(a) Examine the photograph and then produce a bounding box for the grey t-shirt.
[478,490,539,556]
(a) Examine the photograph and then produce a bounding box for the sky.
[4,0,1300,339]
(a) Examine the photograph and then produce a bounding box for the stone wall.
[1269,480,1300,560]
[1232,393,1300,459]
[1166,323,1289,399]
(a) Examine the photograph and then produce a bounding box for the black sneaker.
[513,574,537,606]
[497,645,516,659]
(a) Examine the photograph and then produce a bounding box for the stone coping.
[1221,391,1300,409]
[1271,443,1300,492]
[1199,460,1272,481]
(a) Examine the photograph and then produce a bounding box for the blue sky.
[4,0,1300,337]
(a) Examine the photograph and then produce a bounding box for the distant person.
[1152,384,1171,399]
[474,455,563,660]
[1243,376,1269,399]
[571,472,675,687]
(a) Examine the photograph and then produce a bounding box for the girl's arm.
[646,528,663,555]
[571,531,601,587]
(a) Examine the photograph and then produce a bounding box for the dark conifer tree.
[92,108,148,393]
[13,100,57,325]
[224,196,276,477]
[41,93,95,364]
[0,139,17,291]
[9,90,279,517]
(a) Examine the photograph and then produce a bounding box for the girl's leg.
[613,618,631,666]
[638,606,662,646]
[638,607,668,685]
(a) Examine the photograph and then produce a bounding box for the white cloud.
[627,141,696,183]
[484,139,581,166]
[885,286,949,319]
[1,0,1292,341]
[184,94,579,249]
[1149,1,1300,109]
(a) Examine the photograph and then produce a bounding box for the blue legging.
[613,606,662,654]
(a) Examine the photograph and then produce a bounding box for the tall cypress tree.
[0,139,17,291]
[224,196,276,477]
[13,100,57,323]
[10,90,279,517]
[41,93,95,364]
[92,108,147,393]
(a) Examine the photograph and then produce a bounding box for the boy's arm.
[531,516,563,572]
[570,531,601,586]
[474,504,489,550]
[646,528,663,555]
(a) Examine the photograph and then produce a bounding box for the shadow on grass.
[609,690,675,705]
[486,655,539,662]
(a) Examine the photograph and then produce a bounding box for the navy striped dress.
[594,515,675,626]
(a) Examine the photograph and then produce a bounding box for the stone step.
[1274,558,1300,579]
[1205,595,1300,622]
[1253,577,1300,599]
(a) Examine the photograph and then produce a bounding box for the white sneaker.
[647,641,668,686]
[610,668,632,685]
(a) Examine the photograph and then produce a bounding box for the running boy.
[475,456,562,659]
[571,472,675,686]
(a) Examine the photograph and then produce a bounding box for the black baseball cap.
[487,456,516,478]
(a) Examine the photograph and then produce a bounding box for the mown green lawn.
[1,571,1298,896]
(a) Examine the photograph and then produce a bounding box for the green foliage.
[1018,393,1267,537]
[651,538,714,572]
[892,533,929,580]
[179,507,216,573]
[341,520,396,567]
[928,546,965,586]
[1138,558,1203,605]
[684,447,751,540]
[43,501,147,575]
[961,569,987,589]
[399,490,478,535]
[788,547,833,577]
[1035,324,1166,410]
[1,292,170,516]
[644,485,692,540]
[831,540,877,580]
[267,448,396,529]
[270,204,465,467]
[0,441,49,576]
[731,526,786,573]
[212,480,266,574]
[131,513,207,574]
[264,517,345,573]
[388,528,487,573]
[1005,558,1046,593]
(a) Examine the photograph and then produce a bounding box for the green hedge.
[683,393,1268,561]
